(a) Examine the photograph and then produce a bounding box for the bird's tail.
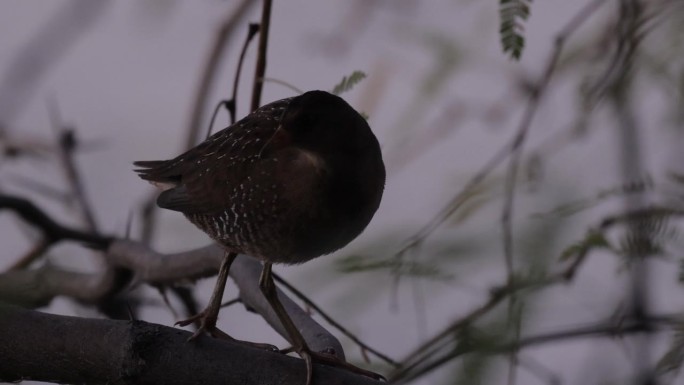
[133,160,180,185]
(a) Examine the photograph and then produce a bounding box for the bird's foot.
[175,312,278,351]
[212,327,279,351]
[175,310,219,341]
[294,347,386,384]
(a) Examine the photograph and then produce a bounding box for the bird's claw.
[299,348,386,383]
[175,312,279,352]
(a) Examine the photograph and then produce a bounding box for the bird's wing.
[134,98,292,214]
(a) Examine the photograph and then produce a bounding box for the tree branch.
[0,237,346,359]
[397,0,609,256]
[392,316,660,384]
[0,194,112,254]
[250,0,273,111]
[0,193,347,358]
[184,0,257,149]
[0,303,380,385]
[107,240,346,358]
[0,264,126,308]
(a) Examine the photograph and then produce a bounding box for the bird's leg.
[176,252,277,351]
[176,251,237,341]
[259,262,314,383]
[259,263,386,384]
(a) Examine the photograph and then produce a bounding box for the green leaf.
[331,71,367,95]
[499,0,533,60]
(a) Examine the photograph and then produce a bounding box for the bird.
[134,90,385,384]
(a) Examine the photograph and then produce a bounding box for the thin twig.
[143,0,256,323]
[6,239,50,271]
[139,195,157,245]
[250,0,273,112]
[262,77,305,94]
[611,1,656,382]
[391,4,611,378]
[500,0,574,373]
[0,194,112,251]
[393,317,656,384]
[272,273,400,368]
[391,225,599,381]
[45,101,134,318]
[141,0,255,245]
[396,1,609,260]
[500,0,608,276]
[47,101,98,232]
[206,101,234,141]
[506,301,521,385]
[390,288,513,382]
[391,199,682,382]
[204,23,260,140]
[185,0,256,149]
[516,355,562,385]
[231,23,260,122]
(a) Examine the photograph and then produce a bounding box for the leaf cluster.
[499,0,533,60]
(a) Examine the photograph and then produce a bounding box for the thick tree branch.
[0,303,379,385]
[0,237,346,359]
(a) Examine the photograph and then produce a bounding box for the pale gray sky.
[1,1,683,384]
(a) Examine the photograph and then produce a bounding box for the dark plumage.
[135,90,385,264]
[134,90,385,384]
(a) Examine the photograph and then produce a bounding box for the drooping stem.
[250,0,273,112]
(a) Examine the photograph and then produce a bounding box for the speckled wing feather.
[134,98,292,214]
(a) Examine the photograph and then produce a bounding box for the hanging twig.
[142,0,256,244]
[47,101,98,232]
[396,0,610,260]
[184,0,257,149]
[205,22,261,139]
[250,0,273,112]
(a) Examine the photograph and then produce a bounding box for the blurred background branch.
[2,0,684,384]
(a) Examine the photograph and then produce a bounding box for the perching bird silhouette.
[134,90,385,384]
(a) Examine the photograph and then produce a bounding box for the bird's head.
[279,90,377,156]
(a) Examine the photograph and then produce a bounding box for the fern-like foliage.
[532,177,654,219]
[559,231,610,262]
[336,254,453,281]
[657,325,684,376]
[331,70,367,95]
[499,0,533,60]
[601,206,682,259]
